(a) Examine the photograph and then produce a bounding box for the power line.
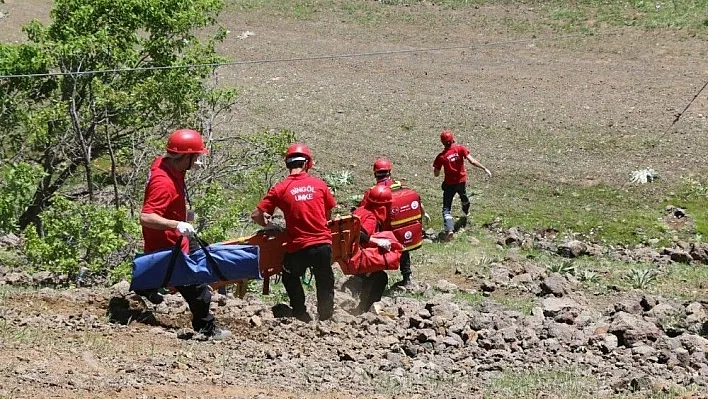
[0,33,593,80]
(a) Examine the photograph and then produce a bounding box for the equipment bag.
[342,231,403,275]
[130,236,260,292]
[390,187,424,251]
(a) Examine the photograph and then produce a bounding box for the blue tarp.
[130,242,260,292]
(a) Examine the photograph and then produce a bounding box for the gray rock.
[558,240,587,258]
[609,312,661,347]
[646,303,679,319]
[434,279,458,293]
[32,271,55,285]
[417,329,437,343]
[613,299,643,315]
[489,265,511,286]
[111,280,131,297]
[640,294,660,311]
[631,345,657,358]
[680,334,708,353]
[498,227,524,247]
[689,243,708,264]
[540,273,570,297]
[4,272,31,285]
[542,297,581,318]
[661,247,693,264]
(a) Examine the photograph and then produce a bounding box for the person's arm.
[324,183,337,220]
[433,155,442,177]
[140,177,195,236]
[250,208,269,226]
[140,213,180,230]
[465,154,492,177]
[252,186,278,226]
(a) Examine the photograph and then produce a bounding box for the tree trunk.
[19,162,79,231]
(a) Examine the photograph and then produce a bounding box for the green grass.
[476,178,707,245]
[227,0,708,34]
[543,0,708,32]
[485,369,598,399]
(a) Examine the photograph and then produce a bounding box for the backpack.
[389,186,424,251]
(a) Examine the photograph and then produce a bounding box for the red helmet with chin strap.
[440,130,455,146]
[373,158,392,173]
[166,129,208,154]
[285,142,314,169]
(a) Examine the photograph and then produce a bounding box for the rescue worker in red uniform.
[363,158,429,287]
[352,185,394,313]
[251,143,337,322]
[139,129,230,340]
[433,130,491,241]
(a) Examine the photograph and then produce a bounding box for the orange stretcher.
[213,215,361,296]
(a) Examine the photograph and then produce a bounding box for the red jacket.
[433,144,471,185]
[257,172,336,253]
[141,157,189,253]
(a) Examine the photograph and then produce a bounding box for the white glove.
[424,212,431,223]
[376,239,391,252]
[176,221,196,238]
[484,168,492,178]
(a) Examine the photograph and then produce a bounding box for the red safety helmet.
[366,185,392,222]
[285,142,313,169]
[367,185,392,205]
[373,158,392,173]
[440,130,455,146]
[166,129,208,154]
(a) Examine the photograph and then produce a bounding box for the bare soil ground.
[1,1,707,398]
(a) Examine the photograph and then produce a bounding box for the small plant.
[322,170,355,194]
[579,270,600,284]
[630,168,659,184]
[547,260,576,276]
[625,267,659,289]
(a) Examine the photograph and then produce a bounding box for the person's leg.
[367,271,388,305]
[309,244,334,321]
[442,182,456,237]
[399,251,412,285]
[282,250,309,320]
[357,274,373,313]
[458,182,471,216]
[175,284,215,333]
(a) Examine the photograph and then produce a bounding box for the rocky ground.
[1,238,707,399]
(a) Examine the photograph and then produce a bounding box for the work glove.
[484,168,492,178]
[376,239,391,252]
[176,221,196,238]
[424,212,431,223]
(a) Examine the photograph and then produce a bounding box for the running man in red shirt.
[352,185,395,313]
[139,129,230,340]
[251,143,337,322]
[433,130,492,241]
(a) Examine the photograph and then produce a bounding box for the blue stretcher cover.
[129,237,260,292]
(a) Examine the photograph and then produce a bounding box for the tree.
[0,0,230,231]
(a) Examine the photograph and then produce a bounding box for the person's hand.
[424,212,431,223]
[375,238,391,252]
[176,221,196,238]
[484,168,492,178]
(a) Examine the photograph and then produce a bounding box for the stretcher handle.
[160,236,185,288]
[192,235,228,282]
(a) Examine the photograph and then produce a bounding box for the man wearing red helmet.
[360,158,429,287]
[433,130,492,241]
[139,129,230,340]
[251,143,337,322]
[352,185,395,313]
